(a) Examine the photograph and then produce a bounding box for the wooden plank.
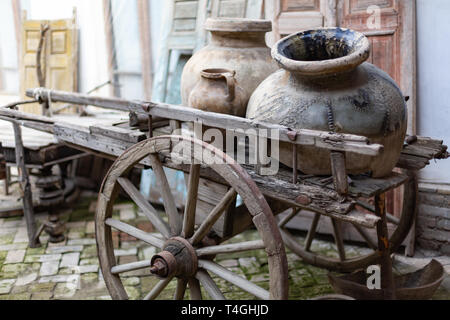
[12,122,39,248]
[330,151,348,195]
[90,124,147,144]
[53,122,381,228]
[137,0,153,101]
[26,89,383,156]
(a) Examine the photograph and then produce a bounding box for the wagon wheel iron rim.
[278,170,417,273]
[96,135,289,300]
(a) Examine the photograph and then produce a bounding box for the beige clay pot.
[181,18,278,111]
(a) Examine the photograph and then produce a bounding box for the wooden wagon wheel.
[279,170,418,273]
[96,135,288,300]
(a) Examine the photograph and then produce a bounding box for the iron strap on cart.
[0,88,447,300]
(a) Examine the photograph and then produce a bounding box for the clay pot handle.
[223,71,236,102]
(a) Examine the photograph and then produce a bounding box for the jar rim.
[272,28,370,76]
[205,18,272,33]
[201,68,236,79]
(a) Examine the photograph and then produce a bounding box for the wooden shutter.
[20,10,78,115]
[265,0,337,46]
[211,0,264,18]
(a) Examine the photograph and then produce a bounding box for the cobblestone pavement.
[0,195,449,300]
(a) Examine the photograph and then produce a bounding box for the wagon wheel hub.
[150,237,198,278]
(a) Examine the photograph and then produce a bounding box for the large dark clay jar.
[246,28,407,178]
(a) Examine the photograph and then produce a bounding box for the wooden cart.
[1,88,447,300]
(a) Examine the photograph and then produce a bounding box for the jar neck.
[210,31,268,48]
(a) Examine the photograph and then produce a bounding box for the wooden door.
[20,10,78,115]
[338,0,416,135]
[337,0,416,217]
[265,0,338,46]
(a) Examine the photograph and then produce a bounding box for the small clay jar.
[188,68,246,117]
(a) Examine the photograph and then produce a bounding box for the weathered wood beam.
[26,88,383,156]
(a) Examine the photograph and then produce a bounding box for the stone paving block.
[25,254,62,263]
[238,257,260,274]
[11,285,29,294]
[60,252,80,268]
[113,203,134,211]
[39,274,80,286]
[219,259,239,268]
[2,262,40,278]
[13,227,28,244]
[54,282,77,299]
[5,249,26,264]
[16,272,38,286]
[0,292,31,300]
[32,292,53,300]
[114,248,138,257]
[45,245,84,255]
[0,243,28,251]
[26,247,45,256]
[40,261,60,276]
[29,282,56,293]
[86,221,95,234]
[68,230,86,240]
[80,245,97,259]
[120,207,136,221]
[0,279,16,294]
[2,218,25,228]
[80,258,99,266]
[67,239,96,246]
[47,239,67,248]
[0,232,15,245]
[125,286,140,300]
[62,265,99,275]
[123,277,140,286]
[66,221,86,229]
[139,246,156,261]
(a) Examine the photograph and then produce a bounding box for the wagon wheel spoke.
[105,218,164,248]
[196,240,265,257]
[188,278,203,300]
[196,270,225,300]
[305,213,321,252]
[331,218,346,261]
[149,154,182,236]
[190,188,237,246]
[351,223,378,250]
[278,208,299,228]
[174,278,188,300]
[143,276,174,300]
[182,164,201,238]
[199,260,270,300]
[117,177,171,239]
[111,260,152,275]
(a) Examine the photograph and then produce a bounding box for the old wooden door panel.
[265,0,337,46]
[211,0,264,18]
[338,0,416,135]
[20,11,78,115]
[338,0,416,217]
[339,0,401,85]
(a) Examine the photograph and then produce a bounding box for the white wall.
[21,0,110,95]
[0,1,19,94]
[417,0,450,185]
